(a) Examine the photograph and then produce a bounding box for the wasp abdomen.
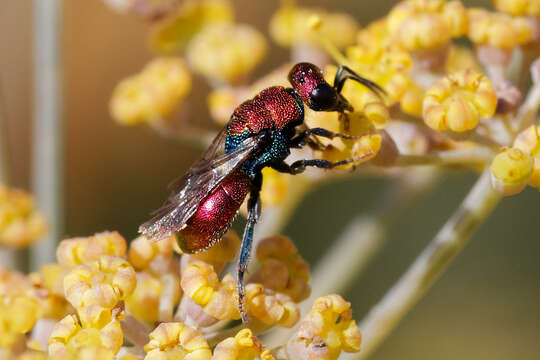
[177,170,252,253]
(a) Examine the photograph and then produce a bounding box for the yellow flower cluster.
[150,0,234,53]
[493,0,540,17]
[110,57,191,125]
[0,185,46,248]
[387,0,468,51]
[186,23,267,84]
[467,8,532,49]
[0,224,362,360]
[126,235,181,323]
[48,311,123,359]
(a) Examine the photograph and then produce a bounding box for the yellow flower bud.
[252,236,310,302]
[467,8,532,49]
[286,295,362,360]
[387,0,467,50]
[400,81,425,117]
[125,272,163,324]
[57,231,127,268]
[0,295,40,348]
[423,69,497,132]
[493,0,540,17]
[144,322,211,360]
[187,230,240,274]
[128,234,177,276]
[514,125,540,187]
[343,44,412,105]
[269,3,358,49]
[110,57,191,125]
[150,0,234,53]
[63,256,136,310]
[260,168,291,207]
[186,23,267,85]
[181,261,239,320]
[491,147,534,195]
[0,185,46,248]
[445,45,482,74]
[245,284,300,328]
[213,329,275,360]
[48,313,123,358]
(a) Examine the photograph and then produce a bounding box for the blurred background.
[1,0,539,359]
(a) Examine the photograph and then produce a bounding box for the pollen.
[423,69,497,132]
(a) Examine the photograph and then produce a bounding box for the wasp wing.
[139,129,263,242]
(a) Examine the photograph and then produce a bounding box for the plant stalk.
[30,0,63,270]
[351,168,501,359]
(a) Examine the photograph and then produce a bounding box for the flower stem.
[393,148,493,167]
[30,0,64,270]
[351,168,501,359]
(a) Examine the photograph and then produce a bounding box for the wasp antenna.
[334,65,387,99]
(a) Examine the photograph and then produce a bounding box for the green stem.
[351,168,501,359]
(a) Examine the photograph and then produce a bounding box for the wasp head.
[288,62,352,112]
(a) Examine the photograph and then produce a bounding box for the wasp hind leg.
[237,176,262,323]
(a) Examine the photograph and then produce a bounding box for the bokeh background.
[1,0,539,359]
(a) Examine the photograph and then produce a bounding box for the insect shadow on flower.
[139,62,385,322]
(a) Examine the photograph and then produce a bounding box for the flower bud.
[423,69,497,132]
[490,147,534,196]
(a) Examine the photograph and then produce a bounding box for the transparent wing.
[139,129,263,241]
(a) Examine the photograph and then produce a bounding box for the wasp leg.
[333,65,386,98]
[273,151,373,175]
[290,127,372,148]
[238,176,262,323]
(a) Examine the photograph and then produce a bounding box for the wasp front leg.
[290,127,373,149]
[273,151,374,175]
[237,175,262,323]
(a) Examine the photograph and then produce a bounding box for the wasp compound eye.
[309,82,337,111]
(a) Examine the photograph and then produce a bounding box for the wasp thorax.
[288,62,330,107]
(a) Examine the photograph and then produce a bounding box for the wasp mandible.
[139,62,385,322]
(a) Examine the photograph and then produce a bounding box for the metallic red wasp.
[139,62,384,322]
